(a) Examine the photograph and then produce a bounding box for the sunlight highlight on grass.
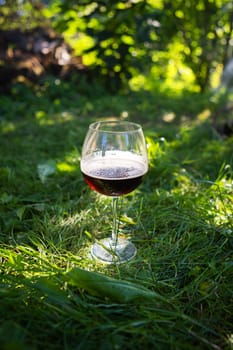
[146,136,167,166]
[57,162,76,173]
[163,112,176,123]
[197,109,211,122]
[35,109,75,125]
[1,121,16,133]
[209,176,233,226]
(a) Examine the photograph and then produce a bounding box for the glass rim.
[89,120,142,133]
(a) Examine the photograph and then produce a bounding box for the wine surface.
[81,157,147,196]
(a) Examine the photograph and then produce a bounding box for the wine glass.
[80,120,148,264]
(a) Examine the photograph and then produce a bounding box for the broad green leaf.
[64,267,163,304]
[37,160,56,183]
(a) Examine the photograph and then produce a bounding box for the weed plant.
[0,78,232,350]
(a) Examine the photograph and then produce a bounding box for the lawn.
[0,78,232,350]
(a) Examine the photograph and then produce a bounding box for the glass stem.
[111,196,119,246]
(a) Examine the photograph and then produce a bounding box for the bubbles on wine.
[89,166,140,179]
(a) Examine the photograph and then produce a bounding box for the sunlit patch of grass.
[57,161,76,173]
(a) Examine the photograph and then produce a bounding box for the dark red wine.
[82,170,144,196]
[81,158,147,196]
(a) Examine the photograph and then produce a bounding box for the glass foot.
[91,237,137,264]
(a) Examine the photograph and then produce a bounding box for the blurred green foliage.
[47,0,233,92]
[0,0,49,28]
[1,0,233,92]
[160,0,233,92]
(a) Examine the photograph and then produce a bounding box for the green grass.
[0,78,232,350]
